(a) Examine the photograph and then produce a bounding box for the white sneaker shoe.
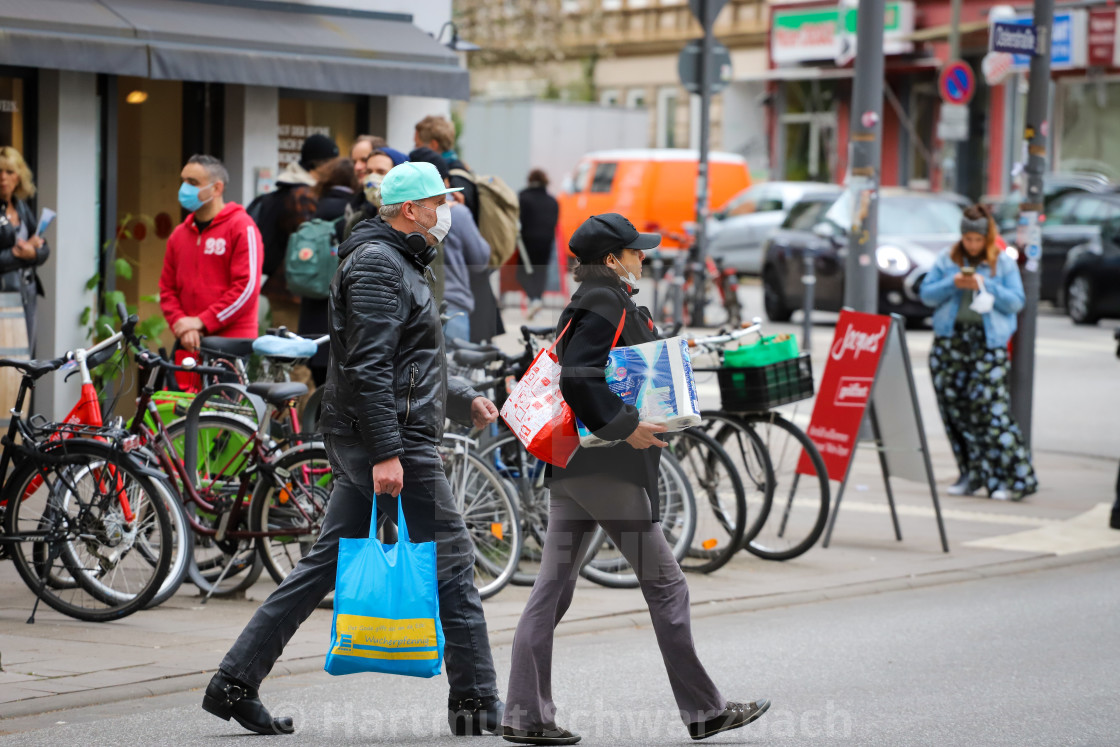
[947,476,973,496]
[990,486,1011,501]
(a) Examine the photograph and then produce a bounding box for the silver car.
[708,181,842,275]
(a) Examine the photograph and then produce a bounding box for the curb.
[3,544,1119,721]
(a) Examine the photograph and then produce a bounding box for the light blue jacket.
[920,250,1025,348]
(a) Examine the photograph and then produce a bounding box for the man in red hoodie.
[160,155,263,351]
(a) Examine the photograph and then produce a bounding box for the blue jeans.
[220,431,498,700]
[443,305,471,342]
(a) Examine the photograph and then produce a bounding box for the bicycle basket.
[715,353,814,412]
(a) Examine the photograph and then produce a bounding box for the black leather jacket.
[319,217,480,463]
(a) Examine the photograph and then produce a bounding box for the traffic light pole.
[1011,0,1053,449]
[843,0,884,313]
[690,0,714,327]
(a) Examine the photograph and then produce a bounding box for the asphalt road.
[2,557,1116,745]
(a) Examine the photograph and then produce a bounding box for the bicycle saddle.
[0,357,64,379]
[200,337,255,359]
[520,324,556,338]
[252,335,319,360]
[454,349,502,368]
[246,381,309,405]
[446,338,499,354]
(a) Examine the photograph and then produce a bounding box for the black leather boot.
[202,670,295,735]
[448,695,504,736]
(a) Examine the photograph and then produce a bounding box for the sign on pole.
[689,0,728,28]
[938,60,976,104]
[936,102,969,142]
[799,310,950,552]
[678,39,733,95]
[990,20,1039,55]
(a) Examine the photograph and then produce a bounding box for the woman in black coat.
[0,147,50,356]
[500,214,770,746]
[517,169,559,317]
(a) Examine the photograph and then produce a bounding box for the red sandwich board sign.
[938,60,975,105]
[799,309,949,552]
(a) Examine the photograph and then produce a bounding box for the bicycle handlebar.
[133,348,227,377]
[687,319,763,349]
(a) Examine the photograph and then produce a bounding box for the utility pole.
[691,0,715,327]
[940,0,964,192]
[843,0,884,313]
[1011,0,1053,449]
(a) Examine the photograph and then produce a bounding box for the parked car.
[557,149,750,251]
[1060,218,1120,324]
[761,188,968,324]
[1014,189,1120,303]
[706,182,842,275]
[987,172,1113,233]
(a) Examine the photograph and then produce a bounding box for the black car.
[761,188,967,325]
[1061,219,1120,324]
[1001,188,1120,303]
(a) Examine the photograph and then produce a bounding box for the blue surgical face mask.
[178,181,214,212]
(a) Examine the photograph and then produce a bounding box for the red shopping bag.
[500,311,625,467]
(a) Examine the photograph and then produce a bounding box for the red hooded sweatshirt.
[159,202,263,338]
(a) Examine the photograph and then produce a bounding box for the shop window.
[1057,80,1120,181]
[656,88,679,148]
[625,89,647,109]
[0,76,26,153]
[908,83,937,185]
[589,162,618,193]
[278,95,358,171]
[779,80,836,182]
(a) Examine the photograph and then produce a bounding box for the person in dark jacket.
[0,146,49,356]
[299,157,357,383]
[413,116,503,341]
[501,213,770,746]
[517,169,559,319]
[206,161,505,738]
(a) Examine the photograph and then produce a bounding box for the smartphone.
[961,266,976,276]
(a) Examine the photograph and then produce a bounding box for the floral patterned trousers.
[928,323,1038,498]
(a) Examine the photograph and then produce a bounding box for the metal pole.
[1011,0,1053,449]
[691,0,714,327]
[843,0,884,313]
[801,247,815,351]
[940,0,964,193]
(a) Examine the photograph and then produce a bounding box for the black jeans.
[219,431,498,700]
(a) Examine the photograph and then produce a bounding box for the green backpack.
[285,217,343,299]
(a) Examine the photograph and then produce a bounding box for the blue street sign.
[1004,13,1084,70]
[990,21,1038,56]
[1025,243,1042,261]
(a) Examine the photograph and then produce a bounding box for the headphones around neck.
[403,232,438,268]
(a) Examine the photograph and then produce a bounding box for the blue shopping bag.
[324,496,444,678]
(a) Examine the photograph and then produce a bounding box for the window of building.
[600,89,621,107]
[1057,78,1120,181]
[625,89,647,109]
[562,0,581,13]
[278,94,359,171]
[779,80,837,182]
[656,88,679,148]
[589,162,618,193]
[0,75,27,154]
[601,0,623,9]
[689,94,701,150]
[907,83,937,185]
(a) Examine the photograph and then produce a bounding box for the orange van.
[557,149,751,252]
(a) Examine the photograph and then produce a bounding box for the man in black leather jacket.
[206,162,504,738]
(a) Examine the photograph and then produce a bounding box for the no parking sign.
[939,60,975,105]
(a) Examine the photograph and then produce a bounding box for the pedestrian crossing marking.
[964,503,1120,556]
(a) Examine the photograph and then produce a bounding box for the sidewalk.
[3,299,1119,720]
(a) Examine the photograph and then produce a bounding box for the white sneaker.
[990,487,1011,501]
[947,476,973,496]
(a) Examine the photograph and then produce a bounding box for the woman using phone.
[0,147,50,355]
[920,204,1037,500]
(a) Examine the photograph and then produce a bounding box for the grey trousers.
[219,431,499,700]
[503,473,725,730]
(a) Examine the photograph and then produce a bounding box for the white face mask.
[609,255,640,289]
[416,201,452,243]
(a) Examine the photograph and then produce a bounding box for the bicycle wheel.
[478,434,550,587]
[697,412,775,548]
[736,411,830,561]
[2,440,172,622]
[670,428,748,574]
[250,442,333,584]
[165,413,264,596]
[579,450,697,588]
[444,450,522,600]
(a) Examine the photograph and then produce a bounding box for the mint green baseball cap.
[379,161,462,205]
